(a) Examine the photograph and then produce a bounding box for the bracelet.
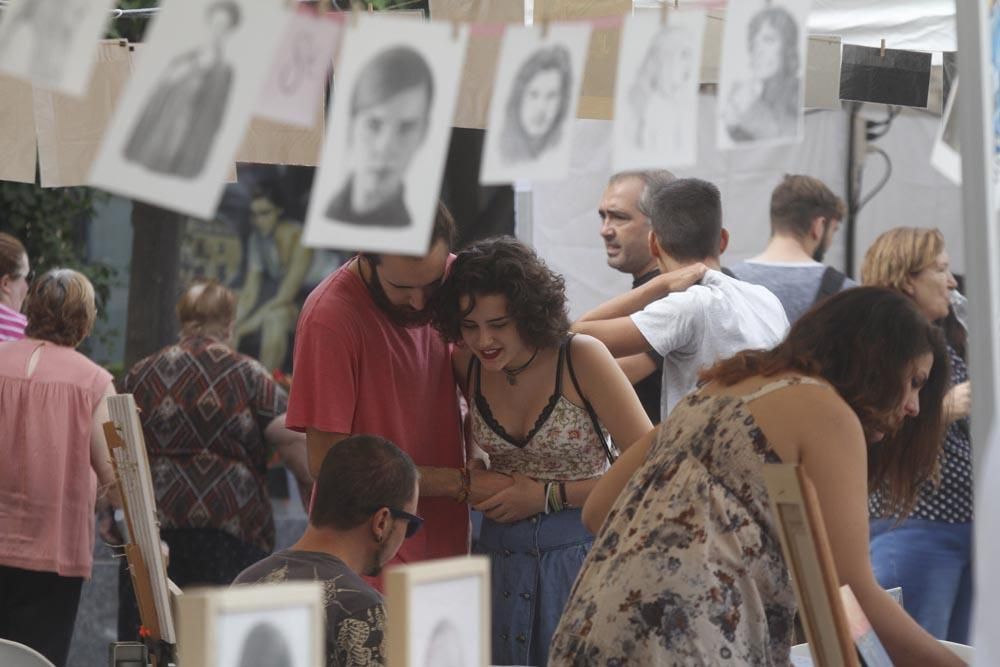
[558,482,568,507]
[455,468,471,504]
[546,481,564,514]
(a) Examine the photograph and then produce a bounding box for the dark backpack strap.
[565,335,618,465]
[720,266,736,278]
[814,266,847,303]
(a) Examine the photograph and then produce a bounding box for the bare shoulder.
[780,381,866,451]
[568,333,614,362]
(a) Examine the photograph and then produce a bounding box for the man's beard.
[364,541,389,578]
[361,258,433,328]
[812,222,831,262]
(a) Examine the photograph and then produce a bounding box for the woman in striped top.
[0,232,29,341]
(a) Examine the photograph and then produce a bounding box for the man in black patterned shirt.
[236,435,421,667]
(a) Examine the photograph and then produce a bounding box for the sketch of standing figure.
[723,4,801,143]
[123,1,241,179]
[627,26,697,154]
[0,0,89,84]
[499,45,573,164]
[325,46,434,228]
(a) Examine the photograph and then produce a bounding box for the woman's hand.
[474,474,545,524]
[944,381,971,422]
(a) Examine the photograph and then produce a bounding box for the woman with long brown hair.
[861,227,972,644]
[549,287,962,666]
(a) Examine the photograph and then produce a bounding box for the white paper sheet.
[0,0,117,96]
[480,23,592,185]
[303,14,467,255]
[717,0,812,150]
[89,0,288,219]
[612,11,706,171]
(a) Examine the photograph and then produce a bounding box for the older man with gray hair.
[597,169,674,423]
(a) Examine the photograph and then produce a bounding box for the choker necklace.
[502,348,539,386]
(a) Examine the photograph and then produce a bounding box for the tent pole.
[954,2,998,476]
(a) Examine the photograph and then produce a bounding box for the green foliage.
[0,182,116,318]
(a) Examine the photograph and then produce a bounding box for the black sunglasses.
[369,507,424,539]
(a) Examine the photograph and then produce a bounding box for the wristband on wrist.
[559,481,568,507]
[455,468,471,504]
[543,481,553,514]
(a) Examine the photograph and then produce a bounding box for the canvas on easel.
[762,463,859,667]
[104,394,177,659]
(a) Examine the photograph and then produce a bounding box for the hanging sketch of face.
[236,621,293,667]
[122,0,242,179]
[422,619,464,667]
[499,45,573,164]
[325,46,434,228]
[627,26,695,150]
[723,4,801,143]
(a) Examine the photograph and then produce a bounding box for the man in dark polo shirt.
[597,169,674,423]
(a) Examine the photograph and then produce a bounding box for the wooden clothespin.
[350,0,360,27]
[540,11,550,39]
[367,2,373,13]
[452,20,461,40]
[660,0,669,26]
[880,38,886,58]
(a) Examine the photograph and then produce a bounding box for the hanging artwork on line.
[0,0,117,96]
[480,23,591,185]
[717,0,811,150]
[612,10,706,171]
[303,13,467,256]
[252,6,341,129]
[89,0,288,219]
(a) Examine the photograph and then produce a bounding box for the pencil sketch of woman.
[0,0,87,84]
[626,26,697,154]
[499,45,573,165]
[123,1,241,179]
[723,4,801,143]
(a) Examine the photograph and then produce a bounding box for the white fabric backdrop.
[527,96,963,319]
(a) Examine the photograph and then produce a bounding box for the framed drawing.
[762,463,860,667]
[176,581,324,667]
[385,556,490,667]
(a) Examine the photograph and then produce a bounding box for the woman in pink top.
[0,268,120,666]
[0,232,30,341]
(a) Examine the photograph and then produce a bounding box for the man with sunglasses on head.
[236,435,423,667]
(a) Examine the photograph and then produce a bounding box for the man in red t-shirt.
[287,203,510,567]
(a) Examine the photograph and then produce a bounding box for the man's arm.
[571,264,707,357]
[616,352,659,384]
[306,428,512,500]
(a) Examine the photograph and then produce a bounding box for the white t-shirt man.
[630,269,789,418]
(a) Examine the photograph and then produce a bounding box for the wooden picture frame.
[762,463,859,667]
[176,582,324,667]
[385,556,490,667]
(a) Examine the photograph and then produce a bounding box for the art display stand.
[104,394,178,667]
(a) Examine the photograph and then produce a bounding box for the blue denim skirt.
[478,508,592,666]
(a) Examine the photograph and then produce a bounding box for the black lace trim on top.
[473,338,567,449]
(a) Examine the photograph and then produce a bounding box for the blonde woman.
[861,227,971,644]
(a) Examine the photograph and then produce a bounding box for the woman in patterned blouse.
[550,288,963,666]
[434,237,652,666]
[862,227,973,644]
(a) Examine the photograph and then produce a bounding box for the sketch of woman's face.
[655,41,694,92]
[207,8,238,40]
[519,68,563,139]
[750,20,783,80]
